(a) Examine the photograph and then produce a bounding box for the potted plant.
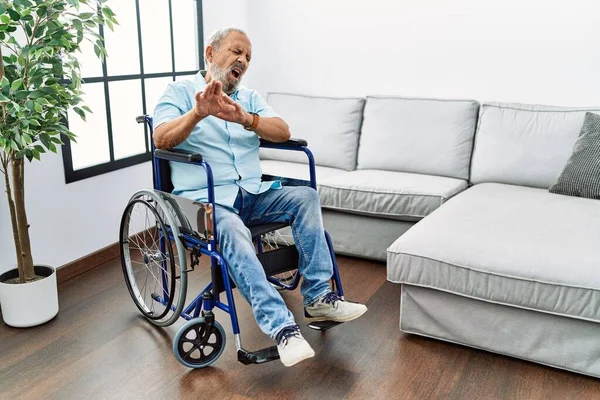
[0,0,117,327]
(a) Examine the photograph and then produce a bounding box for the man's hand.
[215,96,252,126]
[194,81,250,126]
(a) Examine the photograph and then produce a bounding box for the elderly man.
[153,27,367,367]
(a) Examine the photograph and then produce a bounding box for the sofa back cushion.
[470,102,600,188]
[357,96,479,180]
[259,93,365,171]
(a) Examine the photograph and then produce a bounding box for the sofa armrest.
[154,148,203,163]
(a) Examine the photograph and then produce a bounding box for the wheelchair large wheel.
[173,317,226,368]
[120,190,187,327]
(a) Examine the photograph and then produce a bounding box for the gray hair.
[206,27,247,53]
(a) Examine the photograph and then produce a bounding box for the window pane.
[69,83,110,170]
[110,80,146,160]
[104,1,140,76]
[145,77,174,116]
[172,0,199,71]
[139,0,172,74]
[78,31,104,78]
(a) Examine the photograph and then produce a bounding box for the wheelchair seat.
[249,222,289,239]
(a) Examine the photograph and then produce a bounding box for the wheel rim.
[120,199,175,320]
[175,319,225,368]
[120,190,187,327]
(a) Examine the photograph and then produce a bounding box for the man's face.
[207,32,252,94]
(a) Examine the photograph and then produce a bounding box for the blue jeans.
[214,186,333,339]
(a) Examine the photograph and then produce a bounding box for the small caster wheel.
[173,317,226,368]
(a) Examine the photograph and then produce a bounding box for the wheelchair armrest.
[154,148,203,163]
[260,138,308,148]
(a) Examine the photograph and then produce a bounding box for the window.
[61,0,204,183]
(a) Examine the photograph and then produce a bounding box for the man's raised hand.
[194,81,236,119]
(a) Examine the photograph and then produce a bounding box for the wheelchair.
[119,115,347,368]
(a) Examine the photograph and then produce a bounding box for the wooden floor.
[1,255,599,400]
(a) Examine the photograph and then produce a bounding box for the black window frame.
[61,0,204,183]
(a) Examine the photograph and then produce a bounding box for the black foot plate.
[238,346,280,365]
[307,320,343,331]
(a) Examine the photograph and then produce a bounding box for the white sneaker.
[276,325,315,367]
[304,292,367,323]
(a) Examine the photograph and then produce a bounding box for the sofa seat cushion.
[260,160,346,182]
[318,170,468,221]
[387,183,600,323]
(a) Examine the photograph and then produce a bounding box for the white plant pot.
[0,265,59,328]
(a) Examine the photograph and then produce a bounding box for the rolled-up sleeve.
[250,90,280,118]
[153,83,190,128]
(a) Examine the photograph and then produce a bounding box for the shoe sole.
[304,306,367,323]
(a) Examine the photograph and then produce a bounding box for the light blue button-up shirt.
[153,71,281,211]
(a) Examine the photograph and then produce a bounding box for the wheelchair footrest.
[307,320,343,331]
[237,346,280,365]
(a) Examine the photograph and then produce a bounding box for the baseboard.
[56,242,120,284]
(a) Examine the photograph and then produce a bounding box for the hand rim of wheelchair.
[173,317,226,368]
[120,189,188,327]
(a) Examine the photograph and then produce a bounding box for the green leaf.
[15,149,27,159]
[8,9,20,22]
[0,93,9,102]
[81,105,92,113]
[0,4,6,15]
[79,12,94,20]
[35,97,51,106]
[36,6,47,17]
[11,78,22,92]
[33,102,42,113]
[15,0,33,7]
[73,106,86,121]
[101,7,115,19]
[72,18,82,30]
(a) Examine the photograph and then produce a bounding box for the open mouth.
[230,67,242,79]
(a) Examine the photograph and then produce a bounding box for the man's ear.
[205,46,213,63]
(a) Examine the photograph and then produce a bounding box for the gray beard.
[207,63,239,94]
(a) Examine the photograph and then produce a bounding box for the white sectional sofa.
[262,93,478,260]
[260,93,600,378]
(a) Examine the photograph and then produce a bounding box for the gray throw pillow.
[549,112,600,199]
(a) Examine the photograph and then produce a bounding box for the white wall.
[245,0,600,106]
[0,0,248,272]
[5,0,597,272]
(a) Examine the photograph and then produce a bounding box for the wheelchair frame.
[122,115,345,368]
